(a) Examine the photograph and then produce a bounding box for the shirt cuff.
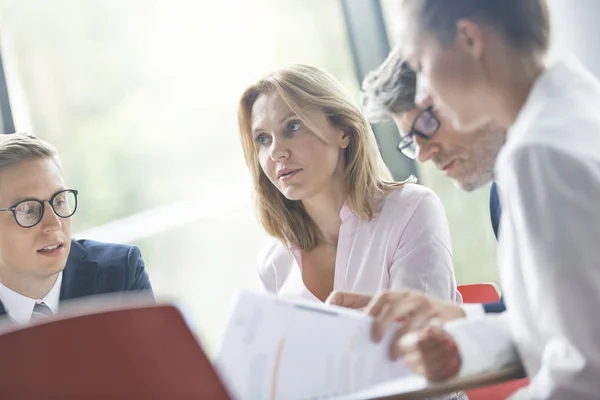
[444,318,486,377]
[461,303,486,319]
[443,313,517,377]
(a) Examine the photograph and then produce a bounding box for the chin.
[456,176,490,192]
[45,258,68,271]
[280,188,304,201]
[281,186,317,202]
[31,263,66,280]
[456,180,479,192]
[36,252,69,272]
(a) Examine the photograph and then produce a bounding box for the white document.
[214,291,426,400]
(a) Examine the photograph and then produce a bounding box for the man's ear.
[455,19,485,61]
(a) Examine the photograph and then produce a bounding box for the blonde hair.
[238,64,415,251]
[0,132,62,171]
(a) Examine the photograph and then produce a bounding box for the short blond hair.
[238,64,414,251]
[0,132,62,171]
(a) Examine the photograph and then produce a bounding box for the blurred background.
[0,0,593,353]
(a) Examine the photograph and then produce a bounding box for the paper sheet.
[214,291,424,400]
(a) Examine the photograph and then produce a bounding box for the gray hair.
[360,48,417,123]
[0,132,62,171]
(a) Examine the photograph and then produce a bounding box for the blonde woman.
[238,64,460,304]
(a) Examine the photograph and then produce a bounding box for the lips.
[37,242,64,253]
[277,168,301,179]
[441,160,457,175]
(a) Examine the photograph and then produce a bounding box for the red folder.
[0,304,232,399]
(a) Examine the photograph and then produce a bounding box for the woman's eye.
[254,133,271,146]
[287,121,301,132]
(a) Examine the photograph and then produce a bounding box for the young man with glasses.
[328,48,506,330]
[0,133,153,324]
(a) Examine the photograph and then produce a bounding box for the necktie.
[30,302,54,323]
[490,182,502,239]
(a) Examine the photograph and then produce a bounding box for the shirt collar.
[0,272,62,324]
[339,202,355,221]
[506,57,576,146]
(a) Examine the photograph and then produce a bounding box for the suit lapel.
[60,239,99,301]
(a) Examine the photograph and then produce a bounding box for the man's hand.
[328,289,466,380]
[325,291,372,310]
[395,320,461,382]
[365,290,466,342]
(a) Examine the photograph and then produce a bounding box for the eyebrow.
[252,112,297,135]
[278,112,296,124]
[10,187,67,204]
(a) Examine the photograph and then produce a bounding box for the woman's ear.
[339,129,351,149]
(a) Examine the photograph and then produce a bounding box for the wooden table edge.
[369,365,525,400]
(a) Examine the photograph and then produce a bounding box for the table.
[371,365,525,400]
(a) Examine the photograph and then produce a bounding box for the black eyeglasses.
[0,189,78,228]
[397,106,441,159]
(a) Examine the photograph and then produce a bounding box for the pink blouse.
[257,184,461,303]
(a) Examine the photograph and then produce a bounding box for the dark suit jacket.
[482,182,506,313]
[0,239,154,316]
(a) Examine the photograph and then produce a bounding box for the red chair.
[456,283,529,399]
[458,283,501,303]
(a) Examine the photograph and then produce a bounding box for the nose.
[269,137,290,161]
[40,201,62,233]
[413,135,439,163]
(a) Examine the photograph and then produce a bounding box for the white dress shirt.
[0,272,62,324]
[461,303,486,318]
[445,57,600,399]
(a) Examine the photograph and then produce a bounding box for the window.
[0,0,359,352]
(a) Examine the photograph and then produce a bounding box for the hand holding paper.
[214,292,424,400]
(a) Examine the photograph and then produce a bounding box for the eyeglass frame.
[0,189,79,228]
[397,106,441,156]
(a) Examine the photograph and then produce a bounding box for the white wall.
[547,0,600,78]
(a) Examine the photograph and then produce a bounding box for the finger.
[424,352,454,381]
[366,291,405,317]
[420,343,451,365]
[369,295,422,342]
[324,291,343,305]
[325,291,372,309]
[391,329,419,360]
[415,322,448,354]
[423,348,455,382]
[389,305,438,359]
[402,349,425,375]
[400,341,448,379]
[395,296,443,336]
[372,300,418,342]
[396,307,437,337]
[395,325,445,363]
[371,302,394,342]
[417,325,457,381]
